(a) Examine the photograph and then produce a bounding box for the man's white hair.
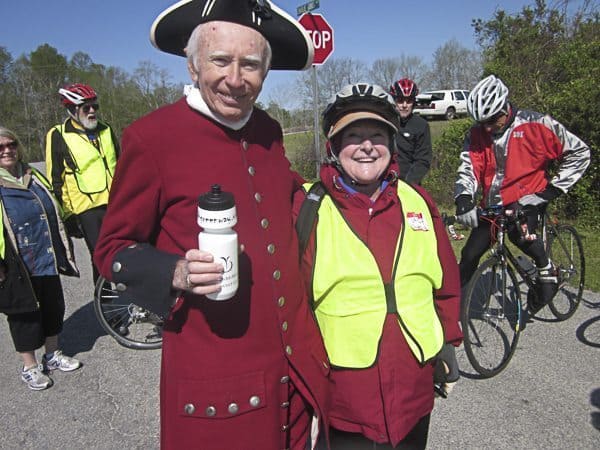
[185,22,272,74]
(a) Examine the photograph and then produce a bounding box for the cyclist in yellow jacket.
[45,83,119,284]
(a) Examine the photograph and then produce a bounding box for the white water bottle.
[197,184,238,301]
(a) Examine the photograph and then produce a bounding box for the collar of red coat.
[318,160,401,208]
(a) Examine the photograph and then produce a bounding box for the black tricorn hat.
[150,0,314,70]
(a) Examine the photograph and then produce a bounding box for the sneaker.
[21,364,53,391]
[538,262,558,284]
[528,263,559,315]
[42,350,81,372]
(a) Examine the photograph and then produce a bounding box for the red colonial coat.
[293,163,462,446]
[94,99,330,450]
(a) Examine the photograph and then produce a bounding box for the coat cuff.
[110,243,182,318]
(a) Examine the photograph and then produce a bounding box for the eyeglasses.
[478,113,504,127]
[0,141,18,152]
[80,103,99,113]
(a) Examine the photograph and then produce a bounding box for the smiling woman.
[0,126,81,392]
[335,121,392,198]
[293,82,463,449]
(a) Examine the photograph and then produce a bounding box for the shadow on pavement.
[590,388,600,431]
[576,314,600,348]
[60,301,108,355]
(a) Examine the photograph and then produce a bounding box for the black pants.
[329,414,430,450]
[7,276,65,352]
[459,208,548,286]
[78,205,107,284]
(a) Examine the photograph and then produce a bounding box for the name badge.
[407,212,429,231]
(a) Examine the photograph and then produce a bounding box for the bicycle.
[94,277,164,350]
[446,206,585,378]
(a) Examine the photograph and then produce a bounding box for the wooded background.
[0,0,597,224]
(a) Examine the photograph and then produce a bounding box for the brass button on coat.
[280,401,290,408]
[273,270,281,280]
[241,140,249,151]
[281,321,288,331]
[278,297,285,307]
[248,166,256,176]
[254,193,262,202]
[228,403,239,414]
[205,406,217,417]
[184,404,195,415]
[116,283,127,292]
[285,345,292,355]
[267,244,275,254]
[260,218,269,229]
[112,261,122,272]
[280,375,290,384]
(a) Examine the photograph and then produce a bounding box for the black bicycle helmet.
[322,83,400,139]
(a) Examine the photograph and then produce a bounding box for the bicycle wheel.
[93,277,163,350]
[547,224,585,321]
[462,257,522,378]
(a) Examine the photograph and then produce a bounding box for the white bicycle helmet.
[467,75,509,122]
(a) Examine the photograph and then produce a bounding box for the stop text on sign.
[298,13,334,65]
[306,29,332,50]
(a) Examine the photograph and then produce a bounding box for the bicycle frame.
[485,209,536,290]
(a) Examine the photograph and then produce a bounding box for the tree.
[369,55,428,90]
[470,0,599,223]
[0,48,17,131]
[424,39,482,90]
[0,44,186,162]
[297,57,368,111]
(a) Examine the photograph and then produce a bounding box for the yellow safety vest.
[308,181,444,368]
[53,123,117,194]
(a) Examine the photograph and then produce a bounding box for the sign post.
[298,12,335,176]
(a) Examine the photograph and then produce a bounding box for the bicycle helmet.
[389,78,418,99]
[467,75,509,122]
[59,83,97,106]
[322,83,400,140]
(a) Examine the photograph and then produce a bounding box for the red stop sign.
[298,13,334,65]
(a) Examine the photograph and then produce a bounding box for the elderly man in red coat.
[94,1,330,449]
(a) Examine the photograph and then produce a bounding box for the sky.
[2,0,590,106]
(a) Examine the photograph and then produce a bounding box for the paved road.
[1,238,598,449]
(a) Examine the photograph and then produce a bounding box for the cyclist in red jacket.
[454,75,590,313]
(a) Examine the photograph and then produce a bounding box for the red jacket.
[293,162,462,445]
[95,99,330,450]
[455,106,590,207]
